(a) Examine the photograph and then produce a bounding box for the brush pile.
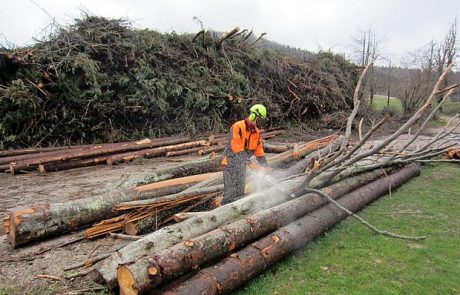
[0,15,357,149]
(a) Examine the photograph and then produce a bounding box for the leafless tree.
[351,29,379,105]
[398,19,458,115]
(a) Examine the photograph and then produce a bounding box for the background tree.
[351,29,379,105]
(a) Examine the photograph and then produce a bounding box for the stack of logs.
[0,130,284,174]
[4,130,327,248]
[2,134,423,294]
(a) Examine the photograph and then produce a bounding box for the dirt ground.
[0,122,458,294]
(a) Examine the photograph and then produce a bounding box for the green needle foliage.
[0,15,357,148]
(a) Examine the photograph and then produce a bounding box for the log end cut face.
[117,265,139,295]
[6,207,38,248]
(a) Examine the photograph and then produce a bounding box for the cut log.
[116,167,395,293]
[38,156,108,172]
[263,142,290,153]
[274,135,343,180]
[0,138,172,158]
[135,172,221,193]
[158,164,420,294]
[197,145,225,156]
[92,163,388,289]
[165,147,204,157]
[9,136,190,173]
[4,172,217,247]
[106,140,208,165]
[92,178,303,288]
[0,145,86,158]
[0,140,149,165]
[268,134,339,168]
[138,156,224,185]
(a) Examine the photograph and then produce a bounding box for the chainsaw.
[249,163,296,198]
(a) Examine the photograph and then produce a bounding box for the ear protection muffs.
[249,112,257,121]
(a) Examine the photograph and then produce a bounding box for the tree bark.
[0,140,158,165]
[9,136,190,173]
[158,164,420,295]
[269,134,339,168]
[4,172,217,247]
[38,156,108,172]
[116,167,394,294]
[92,177,305,288]
[197,146,225,156]
[92,161,386,289]
[106,140,208,165]
[262,142,290,153]
[165,147,204,157]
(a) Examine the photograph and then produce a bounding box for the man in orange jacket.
[221,104,269,204]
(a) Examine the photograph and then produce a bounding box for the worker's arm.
[254,137,268,166]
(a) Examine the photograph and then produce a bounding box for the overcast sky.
[1,0,459,65]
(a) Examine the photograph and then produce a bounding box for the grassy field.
[236,163,460,295]
[371,95,403,113]
[442,99,460,117]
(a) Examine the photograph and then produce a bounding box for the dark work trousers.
[223,155,247,205]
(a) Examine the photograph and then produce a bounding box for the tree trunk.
[106,140,208,165]
[197,145,225,156]
[4,172,218,247]
[137,157,224,185]
[0,140,160,165]
[116,167,393,294]
[91,161,385,289]
[274,135,343,180]
[269,134,339,169]
[0,146,77,158]
[92,178,304,288]
[158,164,420,295]
[9,136,190,173]
[38,156,108,172]
[262,142,290,153]
[165,147,204,157]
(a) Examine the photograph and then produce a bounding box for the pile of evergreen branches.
[0,15,357,148]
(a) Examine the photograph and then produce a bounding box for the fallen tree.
[156,163,420,294]
[90,149,389,289]
[116,166,397,293]
[3,171,221,247]
[106,140,208,165]
[8,136,190,173]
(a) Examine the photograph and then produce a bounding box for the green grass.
[442,100,460,117]
[371,95,403,113]
[236,163,460,295]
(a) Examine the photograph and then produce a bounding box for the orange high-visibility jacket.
[222,119,265,165]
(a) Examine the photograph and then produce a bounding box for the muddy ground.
[0,124,458,295]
